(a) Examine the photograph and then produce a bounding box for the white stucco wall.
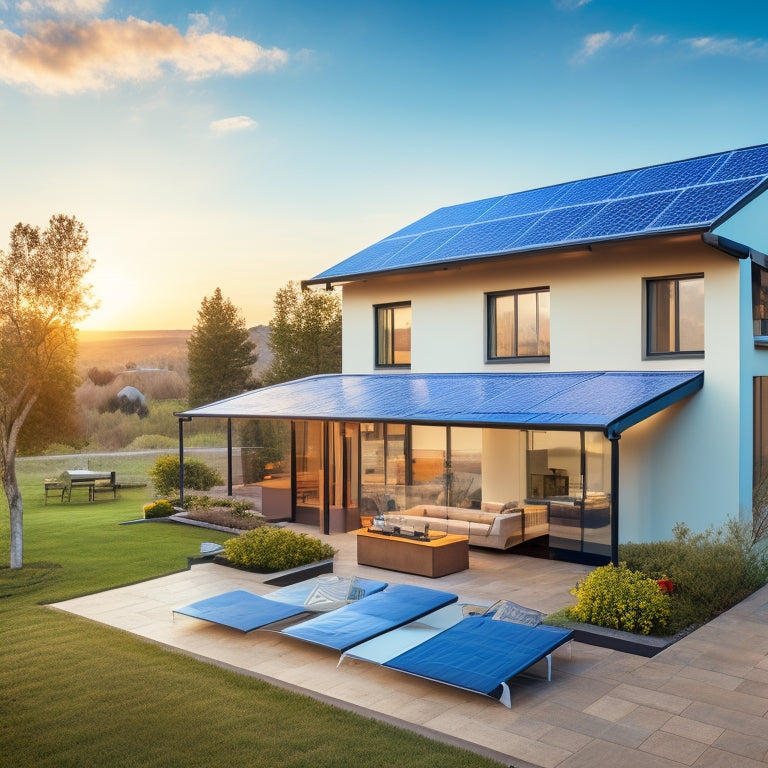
[340,234,750,542]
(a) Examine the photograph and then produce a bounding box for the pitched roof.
[308,144,768,285]
[177,370,703,438]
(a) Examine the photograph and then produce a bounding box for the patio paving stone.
[50,522,768,768]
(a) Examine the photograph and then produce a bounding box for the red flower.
[657,579,674,594]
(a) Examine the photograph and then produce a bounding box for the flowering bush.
[143,499,176,519]
[569,563,670,635]
[223,527,336,572]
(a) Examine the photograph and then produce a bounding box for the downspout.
[609,434,620,566]
[227,419,233,497]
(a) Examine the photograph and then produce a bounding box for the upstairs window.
[646,275,704,356]
[753,263,768,337]
[487,288,550,361]
[375,302,411,367]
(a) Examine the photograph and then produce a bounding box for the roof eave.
[304,227,708,288]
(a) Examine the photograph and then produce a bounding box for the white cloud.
[16,0,108,16]
[555,0,593,9]
[209,115,257,134]
[572,25,668,63]
[683,35,768,58]
[0,13,289,93]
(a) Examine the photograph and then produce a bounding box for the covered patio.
[177,370,703,566]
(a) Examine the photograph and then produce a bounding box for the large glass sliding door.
[527,429,612,562]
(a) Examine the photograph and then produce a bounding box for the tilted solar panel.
[309,144,768,283]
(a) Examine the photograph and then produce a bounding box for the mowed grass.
[1,463,501,768]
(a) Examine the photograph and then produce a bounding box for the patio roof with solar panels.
[305,143,768,286]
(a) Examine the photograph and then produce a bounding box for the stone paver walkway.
[52,525,768,767]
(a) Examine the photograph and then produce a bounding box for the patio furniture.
[381,615,573,707]
[44,480,68,504]
[173,575,388,632]
[343,601,572,707]
[355,528,469,577]
[278,583,458,652]
[62,470,116,503]
[381,501,549,549]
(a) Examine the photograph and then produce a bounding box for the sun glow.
[78,268,140,331]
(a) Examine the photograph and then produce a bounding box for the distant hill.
[77,326,272,381]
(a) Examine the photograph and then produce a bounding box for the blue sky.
[1,0,767,329]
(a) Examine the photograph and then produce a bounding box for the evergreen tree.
[187,288,257,408]
[263,281,341,385]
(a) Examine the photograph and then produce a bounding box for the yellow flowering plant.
[569,563,670,635]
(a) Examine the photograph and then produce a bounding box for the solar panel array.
[180,371,703,436]
[312,144,768,282]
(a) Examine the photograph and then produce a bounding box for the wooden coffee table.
[354,529,469,578]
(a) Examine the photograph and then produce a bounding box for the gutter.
[702,232,768,269]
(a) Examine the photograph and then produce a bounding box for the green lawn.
[1,460,501,768]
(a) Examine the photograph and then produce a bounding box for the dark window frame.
[374,301,411,368]
[645,274,704,358]
[486,287,551,363]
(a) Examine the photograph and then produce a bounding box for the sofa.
[382,501,549,550]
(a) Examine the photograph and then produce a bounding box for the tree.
[0,214,96,569]
[187,287,257,408]
[263,281,341,385]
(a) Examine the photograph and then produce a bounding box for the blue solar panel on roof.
[378,227,463,267]
[428,215,540,261]
[477,185,566,221]
[179,371,703,437]
[570,191,680,239]
[315,235,416,279]
[652,178,763,229]
[613,155,723,198]
[547,170,635,207]
[511,204,602,249]
[388,196,503,238]
[309,144,768,283]
[710,145,768,182]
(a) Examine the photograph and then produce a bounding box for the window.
[487,288,550,361]
[753,263,768,337]
[646,275,704,356]
[375,302,411,367]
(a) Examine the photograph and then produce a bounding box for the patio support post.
[610,434,620,566]
[227,419,233,496]
[322,421,330,535]
[178,418,186,507]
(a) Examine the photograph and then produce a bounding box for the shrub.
[149,455,223,496]
[223,527,336,571]
[569,563,670,635]
[620,520,768,633]
[181,494,255,517]
[143,500,176,518]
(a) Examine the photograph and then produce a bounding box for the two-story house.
[179,143,768,565]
